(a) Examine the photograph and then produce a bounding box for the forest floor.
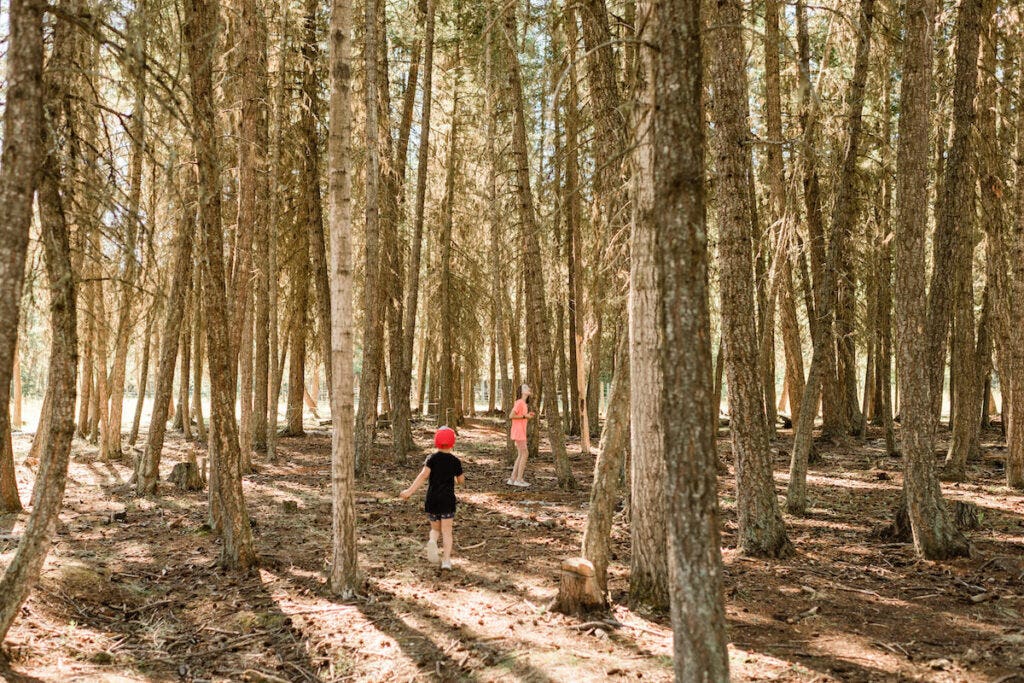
[2,414,1024,682]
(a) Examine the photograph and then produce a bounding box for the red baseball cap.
[435,426,456,449]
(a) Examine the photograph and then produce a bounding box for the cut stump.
[551,557,605,616]
[169,448,206,491]
[954,501,980,530]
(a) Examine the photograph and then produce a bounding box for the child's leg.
[515,441,529,482]
[512,441,527,481]
[440,517,454,561]
[425,519,441,564]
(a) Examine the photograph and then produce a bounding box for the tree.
[942,0,988,478]
[710,0,791,557]
[0,0,45,516]
[892,0,969,558]
[399,0,436,455]
[645,0,730,672]
[327,0,360,594]
[184,0,257,569]
[354,0,388,473]
[501,2,576,490]
[581,328,628,597]
[629,80,669,607]
[136,179,195,495]
[0,6,78,636]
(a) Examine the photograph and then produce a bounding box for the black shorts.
[427,511,455,522]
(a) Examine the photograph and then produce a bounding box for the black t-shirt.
[424,451,463,515]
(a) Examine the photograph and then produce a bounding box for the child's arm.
[456,474,465,485]
[400,467,430,500]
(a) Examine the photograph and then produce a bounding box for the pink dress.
[510,399,529,442]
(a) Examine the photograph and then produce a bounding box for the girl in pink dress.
[507,384,535,487]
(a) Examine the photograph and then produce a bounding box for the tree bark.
[711,0,790,557]
[300,0,332,406]
[892,0,970,557]
[629,74,669,608]
[0,53,78,638]
[645,0,730,670]
[185,0,257,569]
[136,182,194,495]
[0,0,44,512]
[830,0,875,435]
[927,0,984,426]
[795,0,843,438]
[129,309,154,445]
[105,5,148,462]
[946,0,994,478]
[581,327,628,597]
[239,0,271,455]
[354,0,388,473]
[400,0,436,447]
[437,91,460,428]
[327,0,360,594]
[502,3,576,490]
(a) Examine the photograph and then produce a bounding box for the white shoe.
[506,478,516,486]
[514,480,531,488]
[441,560,453,570]
[425,538,439,564]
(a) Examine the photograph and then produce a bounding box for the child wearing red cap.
[399,426,464,569]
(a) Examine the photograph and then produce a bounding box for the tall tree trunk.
[761,0,798,430]
[284,249,309,436]
[185,0,257,569]
[105,5,148,462]
[946,0,992,478]
[565,6,589,450]
[892,0,969,557]
[400,0,435,447]
[0,0,44,513]
[581,327,628,597]
[991,49,1024,489]
[710,0,790,557]
[129,310,154,445]
[239,0,271,455]
[795,0,843,438]
[178,283,194,438]
[646,0,729,670]
[0,24,78,631]
[327,0,360,594]
[301,0,332,405]
[629,63,669,608]
[437,91,460,428]
[927,0,984,425]
[136,179,194,495]
[354,0,387,473]
[579,0,624,444]
[876,52,897,456]
[502,3,576,490]
[192,281,207,442]
[249,0,271,454]
[265,0,289,461]
[830,0,875,435]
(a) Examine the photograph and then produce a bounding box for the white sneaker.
[441,560,453,570]
[514,480,531,488]
[506,478,516,486]
[425,538,439,564]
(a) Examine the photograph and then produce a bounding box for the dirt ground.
[2,415,1023,682]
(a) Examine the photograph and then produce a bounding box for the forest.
[2,0,1024,678]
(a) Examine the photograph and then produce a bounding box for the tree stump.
[954,501,980,530]
[168,448,206,491]
[551,557,604,616]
